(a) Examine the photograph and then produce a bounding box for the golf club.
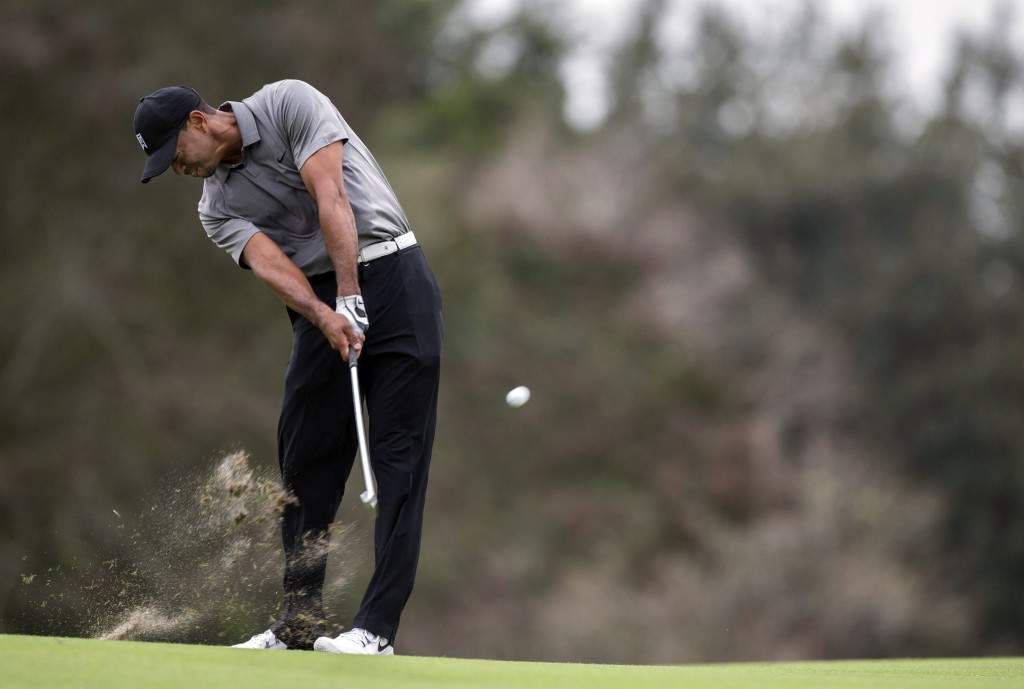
[348,346,378,515]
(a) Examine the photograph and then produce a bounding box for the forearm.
[243,233,334,329]
[298,141,361,297]
[318,195,361,296]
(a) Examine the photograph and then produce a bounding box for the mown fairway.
[1,634,1021,689]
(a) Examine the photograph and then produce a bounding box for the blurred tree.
[634,5,1024,648]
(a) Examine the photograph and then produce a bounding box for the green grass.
[1,634,1020,689]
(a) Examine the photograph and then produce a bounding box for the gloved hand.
[335,295,369,333]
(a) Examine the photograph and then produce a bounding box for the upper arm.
[200,210,261,268]
[274,80,348,170]
[299,141,347,207]
[271,80,351,213]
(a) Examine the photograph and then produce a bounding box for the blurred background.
[2,0,1023,664]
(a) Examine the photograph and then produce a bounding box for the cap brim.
[139,135,178,184]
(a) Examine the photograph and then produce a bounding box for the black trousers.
[273,245,442,646]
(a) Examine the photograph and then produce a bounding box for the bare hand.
[319,308,366,358]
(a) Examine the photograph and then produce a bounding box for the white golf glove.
[336,294,369,333]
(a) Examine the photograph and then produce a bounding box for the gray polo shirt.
[198,79,411,275]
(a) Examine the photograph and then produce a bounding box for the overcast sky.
[463,0,1024,129]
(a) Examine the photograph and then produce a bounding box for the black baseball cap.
[134,86,202,183]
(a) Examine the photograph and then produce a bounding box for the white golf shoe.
[231,629,288,650]
[314,628,394,655]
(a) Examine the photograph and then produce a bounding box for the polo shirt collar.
[212,101,260,180]
[222,100,261,148]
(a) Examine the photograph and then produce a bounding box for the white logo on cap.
[136,133,148,151]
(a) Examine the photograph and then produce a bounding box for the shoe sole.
[313,638,394,655]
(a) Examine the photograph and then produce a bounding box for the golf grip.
[348,346,378,513]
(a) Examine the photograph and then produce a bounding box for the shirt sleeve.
[272,80,349,171]
[200,210,261,268]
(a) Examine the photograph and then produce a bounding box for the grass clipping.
[84,450,360,643]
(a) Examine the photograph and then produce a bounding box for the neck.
[214,111,244,165]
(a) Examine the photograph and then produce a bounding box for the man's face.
[170,116,219,179]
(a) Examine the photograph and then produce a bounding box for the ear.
[187,111,208,133]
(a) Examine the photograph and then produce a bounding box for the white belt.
[358,232,418,263]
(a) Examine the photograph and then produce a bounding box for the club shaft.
[348,347,377,511]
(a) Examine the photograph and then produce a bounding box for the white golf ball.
[505,385,531,407]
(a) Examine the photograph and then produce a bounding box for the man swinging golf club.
[133,80,443,654]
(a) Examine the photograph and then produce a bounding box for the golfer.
[133,80,442,655]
